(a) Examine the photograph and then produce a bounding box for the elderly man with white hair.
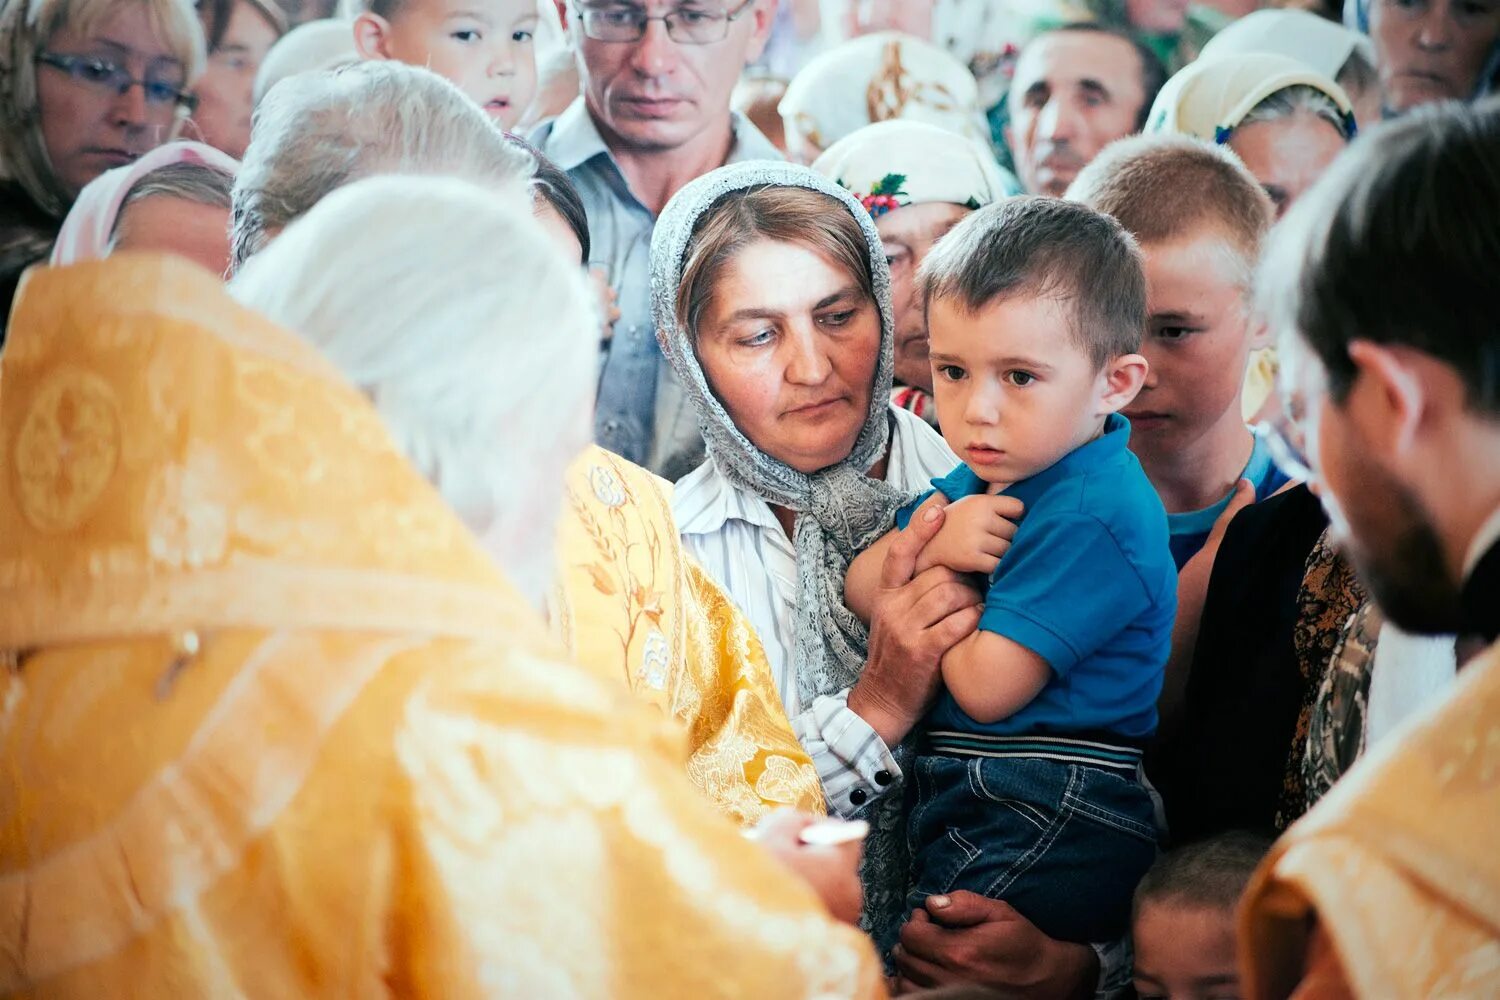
[227,53,849,879]
[230,60,534,269]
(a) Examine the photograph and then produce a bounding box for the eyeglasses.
[38,52,198,115]
[574,0,755,44]
[1256,407,1314,484]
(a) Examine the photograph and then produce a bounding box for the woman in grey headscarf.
[653,160,972,951]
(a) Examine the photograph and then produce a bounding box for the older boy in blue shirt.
[846,197,1175,945]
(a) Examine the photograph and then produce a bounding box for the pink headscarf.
[49,142,240,265]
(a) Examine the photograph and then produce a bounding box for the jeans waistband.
[924,731,1144,774]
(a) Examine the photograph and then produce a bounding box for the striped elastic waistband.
[925,731,1144,774]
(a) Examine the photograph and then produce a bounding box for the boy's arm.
[939,630,1051,726]
[845,492,949,623]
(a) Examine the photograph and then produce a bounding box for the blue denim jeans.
[905,752,1160,944]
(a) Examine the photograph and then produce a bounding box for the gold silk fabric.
[552,447,825,826]
[1240,641,1500,1000]
[0,257,884,999]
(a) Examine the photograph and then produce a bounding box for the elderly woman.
[0,177,881,993]
[778,31,996,166]
[231,59,825,826]
[654,160,1118,997]
[1148,53,1357,221]
[812,119,1012,428]
[48,138,237,271]
[1347,0,1500,116]
[0,0,204,323]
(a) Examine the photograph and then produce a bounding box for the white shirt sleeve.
[791,689,903,815]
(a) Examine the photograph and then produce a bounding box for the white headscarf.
[780,32,987,159]
[1199,7,1375,82]
[812,118,1017,214]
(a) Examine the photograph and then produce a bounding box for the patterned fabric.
[780,32,989,158]
[810,118,1018,216]
[1301,600,1380,812]
[651,160,912,950]
[552,445,826,826]
[1277,531,1367,829]
[0,257,884,998]
[1241,640,1500,1000]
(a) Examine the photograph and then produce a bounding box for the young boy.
[351,0,538,130]
[845,197,1176,946]
[1131,832,1272,1000]
[1068,134,1289,568]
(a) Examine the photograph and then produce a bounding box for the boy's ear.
[1099,353,1148,415]
[352,12,394,60]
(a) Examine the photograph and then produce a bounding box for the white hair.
[229,174,597,607]
[231,60,534,269]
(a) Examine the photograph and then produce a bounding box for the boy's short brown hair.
[1134,831,1273,917]
[918,195,1148,369]
[1067,133,1273,285]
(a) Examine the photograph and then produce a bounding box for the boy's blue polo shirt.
[1167,429,1291,569]
[896,414,1176,740]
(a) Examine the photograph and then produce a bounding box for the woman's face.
[1230,113,1347,220]
[36,2,188,198]
[1370,0,1500,112]
[877,201,971,394]
[192,0,281,158]
[695,237,882,474]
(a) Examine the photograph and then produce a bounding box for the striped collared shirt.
[673,407,958,814]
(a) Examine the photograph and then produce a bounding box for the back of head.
[231,60,534,268]
[229,174,597,602]
[252,17,360,106]
[1068,132,1272,283]
[919,195,1147,368]
[1257,98,1500,412]
[1134,831,1273,916]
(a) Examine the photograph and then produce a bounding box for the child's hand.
[915,494,1023,576]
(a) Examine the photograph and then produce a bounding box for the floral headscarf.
[811,118,1017,215]
[1146,52,1357,146]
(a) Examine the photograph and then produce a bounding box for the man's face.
[565,0,773,154]
[1281,334,1464,633]
[1006,31,1147,197]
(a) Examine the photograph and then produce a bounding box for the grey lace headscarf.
[651,160,914,951]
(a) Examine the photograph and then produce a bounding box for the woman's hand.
[914,494,1024,577]
[747,811,865,925]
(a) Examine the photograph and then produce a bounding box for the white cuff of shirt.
[791,689,902,816]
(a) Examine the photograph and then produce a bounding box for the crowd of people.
[0,0,1496,996]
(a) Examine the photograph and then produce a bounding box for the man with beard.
[1234,98,1500,997]
[1005,24,1166,198]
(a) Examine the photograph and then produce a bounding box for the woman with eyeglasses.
[0,0,205,333]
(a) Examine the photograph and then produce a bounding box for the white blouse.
[674,407,958,814]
